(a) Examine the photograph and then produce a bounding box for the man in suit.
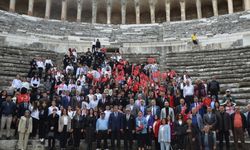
[204,106,217,143]
[148,99,160,118]
[61,91,71,109]
[157,92,167,108]
[98,93,110,110]
[123,107,136,150]
[201,125,216,150]
[244,104,250,137]
[216,105,231,150]
[126,98,140,117]
[175,98,189,115]
[190,96,205,117]
[204,106,217,130]
[108,105,124,149]
[160,101,175,122]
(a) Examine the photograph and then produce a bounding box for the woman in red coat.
[153,115,161,150]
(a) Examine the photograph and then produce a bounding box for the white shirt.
[29,105,39,120]
[48,106,59,115]
[68,84,76,91]
[95,93,102,101]
[11,79,22,89]
[45,59,53,67]
[183,84,194,97]
[89,100,99,109]
[22,81,30,90]
[104,110,112,120]
[81,101,90,109]
[63,116,68,125]
[36,61,44,69]
[66,65,74,74]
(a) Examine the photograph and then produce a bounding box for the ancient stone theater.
[0,0,250,150]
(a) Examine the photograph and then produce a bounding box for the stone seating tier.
[0,46,58,89]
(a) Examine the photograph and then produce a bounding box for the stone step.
[165,58,250,66]
[165,50,250,59]
[165,47,250,56]
[165,54,250,63]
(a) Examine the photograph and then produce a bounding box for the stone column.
[196,0,202,19]
[179,0,186,21]
[9,0,16,12]
[28,0,34,16]
[134,0,140,24]
[45,0,52,19]
[244,0,250,10]
[227,0,234,14]
[77,0,83,22]
[121,0,127,24]
[212,0,218,16]
[61,0,67,21]
[92,0,97,23]
[107,0,112,24]
[165,0,170,22]
[149,0,156,23]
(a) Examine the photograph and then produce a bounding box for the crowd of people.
[0,40,250,150]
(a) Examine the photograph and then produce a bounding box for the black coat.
[72,115,85,129]
[215,111,231,131]
[123,114,136,131]
[230,112,247,130]
[201,132,215,149]
[47,114,59,133]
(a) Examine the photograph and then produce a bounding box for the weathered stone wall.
[0,10,250,53]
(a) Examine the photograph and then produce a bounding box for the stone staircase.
[0,46,59,90]
[161,47,250,105]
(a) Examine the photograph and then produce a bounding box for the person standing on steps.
[0,95,16,139]
[208,76,220,101]
[108,105,124,150]
[18,110,33,150]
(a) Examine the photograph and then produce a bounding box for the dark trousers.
[31,117,39,137]
[48,135,55,149]
[210,91,219,101]
[73,128,81,148]
[154,136,160,150]
[233,128,245,150]
[97,130,108,149]
[39,120,46,139]
[60,125,68,148]
[185,95,193,111]
[124,129,133,150]
[218,130,230,150]
[38,67,43,78]
[111,130,121,149]
[28,68,36,78]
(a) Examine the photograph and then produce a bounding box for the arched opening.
[67,0,77,22]
[234,0,244,12]
[33,0,45,18]
[16,0,29,15]
[82,0,92,23]
[201,0,214,18]
[50,0,62,20]
[0,0,9,11]
[126,0,136,24]
[111,0,121,24]
[96,0,106,24]
[171,0,181,21]
[155,0,165,23]
[186,0,197,20]
[218,0,228,15]
[140,0,150,24]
